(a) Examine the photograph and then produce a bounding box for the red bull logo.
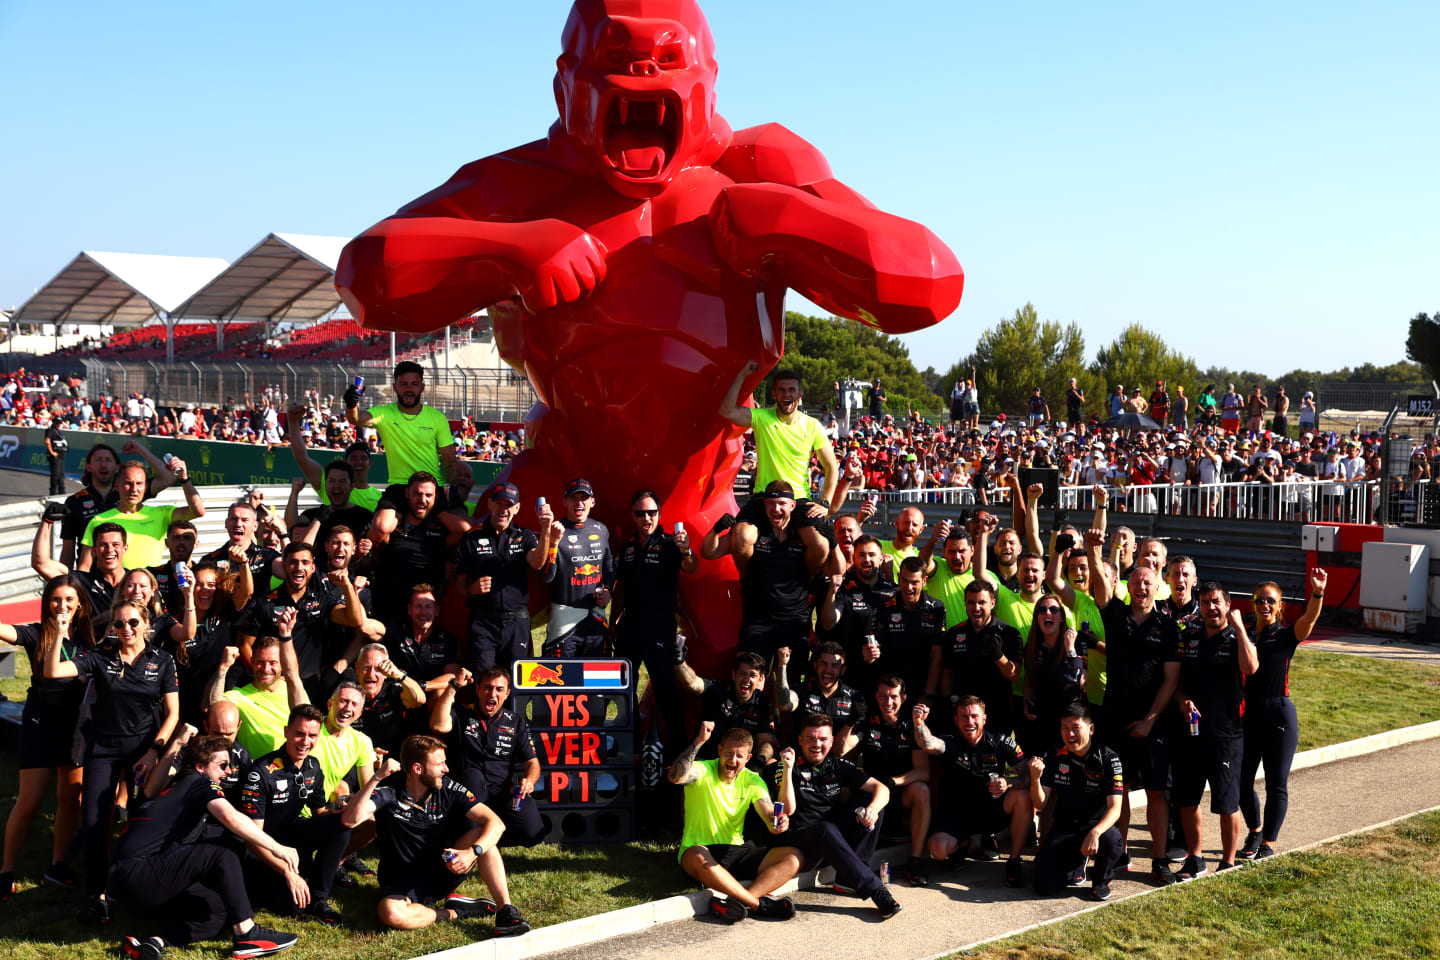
[527,664,565,686]
[574,563,600,576]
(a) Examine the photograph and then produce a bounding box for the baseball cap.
[565,478,595,499]
[487,481,520,504]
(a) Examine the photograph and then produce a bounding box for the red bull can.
[880,860,890,885]
[536,496,546,510]
[511,785,523,811]
[772,801,784,829]
[674,521,684,536]
[353,375,365,394]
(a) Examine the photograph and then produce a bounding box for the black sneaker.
[0,871,13,902]
[755,895,796,920]
[333,863,357,889]
[43,861,78,887]
[1065,865,1086,886]
[1089,881,1113,902]
[302,900,342,925]
[345,855,375,878]
[1238,832,1264,860]
[231,924,298,959]
[1176,855,1209,881]
[443,895,497,920]
[1004,858,1024,888]
[975,834,1001,861]
[708,896,747,924]
[871,885,903,920]
[79,896,111,925]
[1255,844,1276,860]
[122,935,165,960]
[1150,862,1178,887]
[1216,861,1240,872]
[904,856,929,887]
[493,904,530,936]
[1114,853,1133,874]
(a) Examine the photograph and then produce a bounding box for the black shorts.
[736,497,836,549]
[1106,728,1170,792]
[18,694,86,769]
[1173,734,1243,814]
[738,618,810,663]
[932,791,1010,839]
[378,857,465,905]
[682,842,771,884]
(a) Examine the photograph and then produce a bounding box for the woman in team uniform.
[1237,568,1327,861]
[0,575,96,898]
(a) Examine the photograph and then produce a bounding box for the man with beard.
[854,676,931,886]
[880,507,925,582]
[674,650,776,767]
[923,522,975,628]
[240,543,365,698]
[913,696,1033,887]
[541,478,616,645]
[934,580,1022,735]
[361,473,452,622]
[613,489,697,754]
[211,636,295,759]
[344,361,459,510]
[342,736,530,936]
[1172,583,1258,879]
[817,535,897,685]
[351,643,426,759]
[239,704,353,925]
[671,724,800,923]
[775,642,866,750]
[291,461,375,549]
[385,584,462,700]
[775,713,899,919]
[1030,703,1126,900]
[456,481,555,675]
[429,668,544,847]
[870,557,946,703]
[142,519,198,616]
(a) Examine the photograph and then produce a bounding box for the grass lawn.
[956,808,1440,960]
[1,642,1437,959]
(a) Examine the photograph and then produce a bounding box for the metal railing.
[846,479,1383,524]
[81,359,538,423]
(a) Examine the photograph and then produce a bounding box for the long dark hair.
[1024,596,1069,679]
[41,574,96,658]
[79,443,120,489]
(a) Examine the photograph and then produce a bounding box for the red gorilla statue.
[336,0,963,674]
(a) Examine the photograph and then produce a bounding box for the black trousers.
[246,815,352,909]
[789,806,886,898]
[1241,696,1300,843]
[1033,824,1123,895]
[49,455,66,495]
[81,733,151,896]
[616,617,688,760]
[110,842,251,946]
[468,614,532,675]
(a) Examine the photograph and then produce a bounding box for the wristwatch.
[471,843,485,858]
[150,739,165,753]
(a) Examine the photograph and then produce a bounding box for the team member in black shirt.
[342,735,530,936]
[1162,555,1201,630]
[241,543,364,699]
[871,557,946,702]
[0,574,96,896]
[1172,582,1258,879]
[1091,562,1182,884]
[817,535,897,673]
[541,478,616,644]
[674,650,777,766]
[853,675,931,886]
[362,473,452,622]
[146,520,198,616]
[1030,703,1127,900]
[205,699,252,806]
[935,580,1022,734]
[774,642,866,749]
[913,696,1033,887]
[110,732,300,959]
[456,481,553,675]
[613,489,697,756]
[352,643,427,758]
[775,713,900,919]
[386,583,462,701]
[1021,600,1087,755]
[177,557,254,728]
[33,514,126,630]
[44,599,180,919]
[1239,569,1326,861]
[239,704,353,925]
[197,501,281,609]
[430,668,544,846]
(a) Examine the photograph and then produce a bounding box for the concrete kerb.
[416,719,1440,960]
[921,800,1440,960]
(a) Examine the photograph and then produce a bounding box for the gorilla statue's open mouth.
[598,89,682,180]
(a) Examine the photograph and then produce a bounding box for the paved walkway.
[1304,628,1440,666]
[538,737,1440,960]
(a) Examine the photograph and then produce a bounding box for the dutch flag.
[581,661,624,687]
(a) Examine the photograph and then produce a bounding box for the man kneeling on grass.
[341,734,530,937]
[671,721,802,923]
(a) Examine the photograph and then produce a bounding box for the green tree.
[1091,324,1202,410]
[951,303,1097,419]
[1405,312,1440,377]
[768,311,942,414]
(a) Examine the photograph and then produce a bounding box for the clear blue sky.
[3,0,1436,374]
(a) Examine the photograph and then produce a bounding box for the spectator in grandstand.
[341,736,531,936]
[0,575,96,898]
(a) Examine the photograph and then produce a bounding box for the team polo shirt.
[853,713,918,782]
[447,705,537,793]
[926,561,974,628]
[224,681,294,758]
[81,504,177,570]
[698,681,775,759]
[113,773,223,860]
[313,723,376,802]
[1174,624,1245,739]
[1042,744,1126,828]
[371,776,480,868]
[240,749,327,830]
[751,406,829,496]
[879,540,919,582]
[793,679,866,733]
[678,760,768,861]
[367,404,454,485]
[73,645,178,739]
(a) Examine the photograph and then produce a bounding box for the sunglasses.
[112,617,141,629]
[632,509,659,518]
[216,760,232,771]
[1253,597,1279,605]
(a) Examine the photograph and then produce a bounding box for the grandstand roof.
[13,251,230,327]
[170,232,348,322]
